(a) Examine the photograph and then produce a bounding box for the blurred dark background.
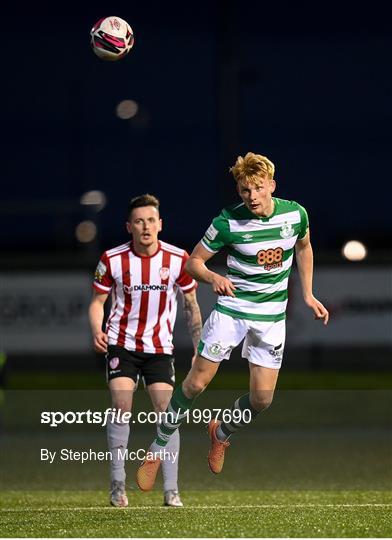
[0,1,391,382]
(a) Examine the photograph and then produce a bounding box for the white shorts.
[198,310,285,369]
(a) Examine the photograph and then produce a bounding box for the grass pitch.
[1,370,390,536]
[1,489,391,537]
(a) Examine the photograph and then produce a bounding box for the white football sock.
[107,420,130,483]
[161,427,180,492]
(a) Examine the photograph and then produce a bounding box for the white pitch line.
[1,503,391,512]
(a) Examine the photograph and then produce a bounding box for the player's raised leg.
[136,356,219,492]
[107,377,135,507]
[209,364,279,474]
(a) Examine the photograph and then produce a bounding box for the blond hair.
[229,152,275,184]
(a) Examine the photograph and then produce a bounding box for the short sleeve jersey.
[93,240,196,354]
[200,197,309,322]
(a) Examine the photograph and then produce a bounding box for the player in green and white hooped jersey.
[136,152,329,490]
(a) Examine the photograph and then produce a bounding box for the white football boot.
[110,480,129,507]
[163,490,184,507]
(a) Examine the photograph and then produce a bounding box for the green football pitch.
[1,489,391,537]
[1,370,391,536]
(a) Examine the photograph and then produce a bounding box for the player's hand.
[211,274,236,297]
[304,295,329,325]
[93,331,109,353]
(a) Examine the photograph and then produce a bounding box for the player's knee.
[154,402,169,414]
[250,391,274,412]
[111,400,131,415]
[182,377,207,398]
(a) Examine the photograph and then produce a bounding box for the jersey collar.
[129,240,161,258]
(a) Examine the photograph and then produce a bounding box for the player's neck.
[132,240,160,257]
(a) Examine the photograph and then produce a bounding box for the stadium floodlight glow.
[116,99,139,119]
[342,240,367,261]
[75,220,97,243]
[80,190,107,212]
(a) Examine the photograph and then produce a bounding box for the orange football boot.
[136,454,162,492]
[207,420,230,474]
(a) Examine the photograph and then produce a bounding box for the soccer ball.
[90,16,134,61]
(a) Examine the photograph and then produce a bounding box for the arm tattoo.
[182,291,202,351]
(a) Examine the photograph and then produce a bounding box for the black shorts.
[106,345,175,387]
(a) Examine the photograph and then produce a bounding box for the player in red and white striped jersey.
[89,194,202,508]
[94,239,196,355]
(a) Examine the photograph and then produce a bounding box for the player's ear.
[270,179,276,193]
[126,221,132,234]
[158,218,163,232]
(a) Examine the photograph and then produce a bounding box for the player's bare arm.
[186,242,236,297]
[88,291,109,352]
[295,230,329,325]
[182,289,202,363]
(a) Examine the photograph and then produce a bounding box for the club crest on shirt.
[159,267,170,280]
[94,261,107,282]
[280,221,294,239]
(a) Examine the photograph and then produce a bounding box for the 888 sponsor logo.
[256,247,283,271]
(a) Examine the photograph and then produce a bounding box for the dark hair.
[127,194,160,219]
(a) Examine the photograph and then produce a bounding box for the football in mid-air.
[90,16,134,61]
